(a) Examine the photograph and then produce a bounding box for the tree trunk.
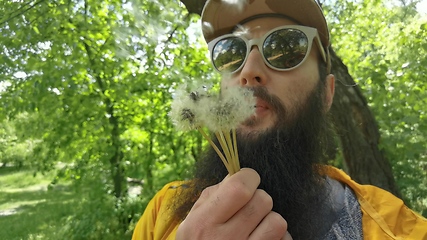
[180,0,400,197]
[329,49,400,197]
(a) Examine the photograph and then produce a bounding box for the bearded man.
[132,0,427,239]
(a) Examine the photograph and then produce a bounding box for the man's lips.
[254,98,270,115]
[241,97,272,127]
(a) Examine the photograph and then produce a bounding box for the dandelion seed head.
[181,108,196,123]
[170,97,197,131]
[223,87,256,121]
[170,83,254,132]
[214,100,240,130]
[201,86,255,131]
[169,84,208,131]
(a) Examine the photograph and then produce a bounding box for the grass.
[0,166,76,240]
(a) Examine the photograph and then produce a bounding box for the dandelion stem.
[232,129,240,171]
[198,128,233,173]
[223,130,237,174]
[215,131,233,167]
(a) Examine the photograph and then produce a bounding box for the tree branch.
[0,0,46,26]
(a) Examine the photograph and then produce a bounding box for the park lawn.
[0,166,76,240]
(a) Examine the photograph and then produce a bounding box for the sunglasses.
[208,25,327,74]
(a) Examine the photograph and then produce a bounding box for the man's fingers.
[248,211,288,240]
[283,231,293,240]
[224,189,273,237]
[192,168,261,223]
[176,168,268,240]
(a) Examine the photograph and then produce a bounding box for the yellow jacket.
[132,166,427,239]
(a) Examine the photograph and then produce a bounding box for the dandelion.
[169,99,198,131]
[169,85,207,131]
[170,84,255,175]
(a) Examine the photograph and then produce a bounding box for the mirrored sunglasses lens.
[212,37,246,73]
[263,29,309,69]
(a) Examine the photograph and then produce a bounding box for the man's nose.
[239,46,268,86]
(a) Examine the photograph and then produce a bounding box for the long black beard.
[173,83,337,239]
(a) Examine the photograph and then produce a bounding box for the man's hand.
[176,168,292,240]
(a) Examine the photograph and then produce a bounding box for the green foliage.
[58,185,127,239]
[0,167,74,240]
[325,0,427,214]
[0,0,214,238]
[0,116,42,168]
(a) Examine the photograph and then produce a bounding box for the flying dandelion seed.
[222,0,247,12]
[202,21,215,38]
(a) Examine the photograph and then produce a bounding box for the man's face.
[220,17,333,134]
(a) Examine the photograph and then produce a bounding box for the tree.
[325,0,427,213]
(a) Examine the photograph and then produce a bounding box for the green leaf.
[33,26,40,34]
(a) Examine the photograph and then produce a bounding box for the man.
[132,0,427,239]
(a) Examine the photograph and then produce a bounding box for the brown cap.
[201,0,330,49]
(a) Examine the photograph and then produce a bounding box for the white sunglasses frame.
[207,25,327,74]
